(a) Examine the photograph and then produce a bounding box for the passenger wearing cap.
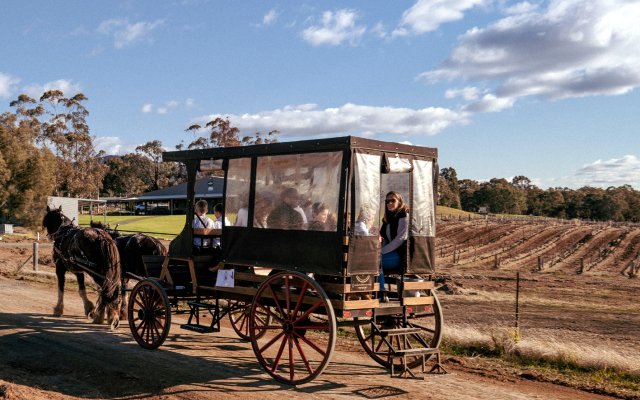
[267,187,304,230]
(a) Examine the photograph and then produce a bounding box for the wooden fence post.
[515,272,520,341]
[33,242,38,271]
[537,256,541,271]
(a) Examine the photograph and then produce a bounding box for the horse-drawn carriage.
[126,136,443,384]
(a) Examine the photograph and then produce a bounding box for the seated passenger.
[212,203,231,247]
[324,211,337,231]
[308,202,329,231]
[266,188,304,230]
[378,191,409,303]
[193,199,215,249]
[355,207,375,236]
[299,196,313,228]
[235,196,249,227]
[253,192,272,228]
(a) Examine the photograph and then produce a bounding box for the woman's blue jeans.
[379,251,400,291]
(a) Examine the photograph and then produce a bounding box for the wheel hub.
[283,320,294,334]
[138,308,153,321]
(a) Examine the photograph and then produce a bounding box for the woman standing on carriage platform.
[378,191,409,303]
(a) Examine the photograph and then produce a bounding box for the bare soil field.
[1,233,638,399]
[435,218,640,277]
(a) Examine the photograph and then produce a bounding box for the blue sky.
[2,0,640,189]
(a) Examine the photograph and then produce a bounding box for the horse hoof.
[84,303,95,317]
[53,306,64,317]
[109,318,120,330]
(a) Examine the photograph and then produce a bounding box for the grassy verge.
[442,324,640,397]
[436,206,476,216]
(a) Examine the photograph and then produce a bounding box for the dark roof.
[134,176,224,200]
[163,136,438,162]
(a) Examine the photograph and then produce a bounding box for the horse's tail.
[100,235,122,300]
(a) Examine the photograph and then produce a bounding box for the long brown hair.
[383,191,409,223]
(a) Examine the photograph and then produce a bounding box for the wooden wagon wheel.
[355,291,443,369]
[249,271,336,385]
[228,300,271,341]
[128,279,171,350]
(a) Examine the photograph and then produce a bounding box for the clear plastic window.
[412,159,435,237]
[354,153,381,236]
[255,151,343,231]
[226,158,251,227]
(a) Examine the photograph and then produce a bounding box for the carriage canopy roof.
[163,136,437,162]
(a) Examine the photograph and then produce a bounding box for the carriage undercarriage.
[126,254,445,385]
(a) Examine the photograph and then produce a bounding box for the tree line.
[0,92,277,228]
[439,168,640,222]
[3,91,637,228]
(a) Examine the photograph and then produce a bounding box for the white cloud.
[462,93,516,113]
[22,79,82,99]
[186,98,195,108]
[574,155,640,186]
[0,73,20,100]
[93,136,138,155]
[503,1,538,15]
[97,18,165,49]
[419,0,640,114]
[157,100,179,114]
[392,0,490,37]
[302,9,366,46]
[371,22,387,38]
[263,10,279,25]
[141,104,153,113]
[444,86,484,101]
[191,103,468,138]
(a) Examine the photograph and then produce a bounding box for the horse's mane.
[90,220,122,239]
[90,220,107,229]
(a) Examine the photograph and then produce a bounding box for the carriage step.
[180,323,219,333]
[390,347,439,356]
[378,327,423,336]
[187,301,217,310]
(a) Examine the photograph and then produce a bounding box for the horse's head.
[43,205,68,236]
[90,220,121,239]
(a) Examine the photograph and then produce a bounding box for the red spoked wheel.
[249,271,336,385]
[355,290,443,369]
[128,279,171,350]
[228,300,271,341]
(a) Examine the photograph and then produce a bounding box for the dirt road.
[0,275,617,400]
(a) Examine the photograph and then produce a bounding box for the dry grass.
[443,322,640,378]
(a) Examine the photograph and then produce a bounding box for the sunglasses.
[385,199,397,204]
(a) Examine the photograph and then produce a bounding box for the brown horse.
[89,220,167,320]
[42,206,122,329]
